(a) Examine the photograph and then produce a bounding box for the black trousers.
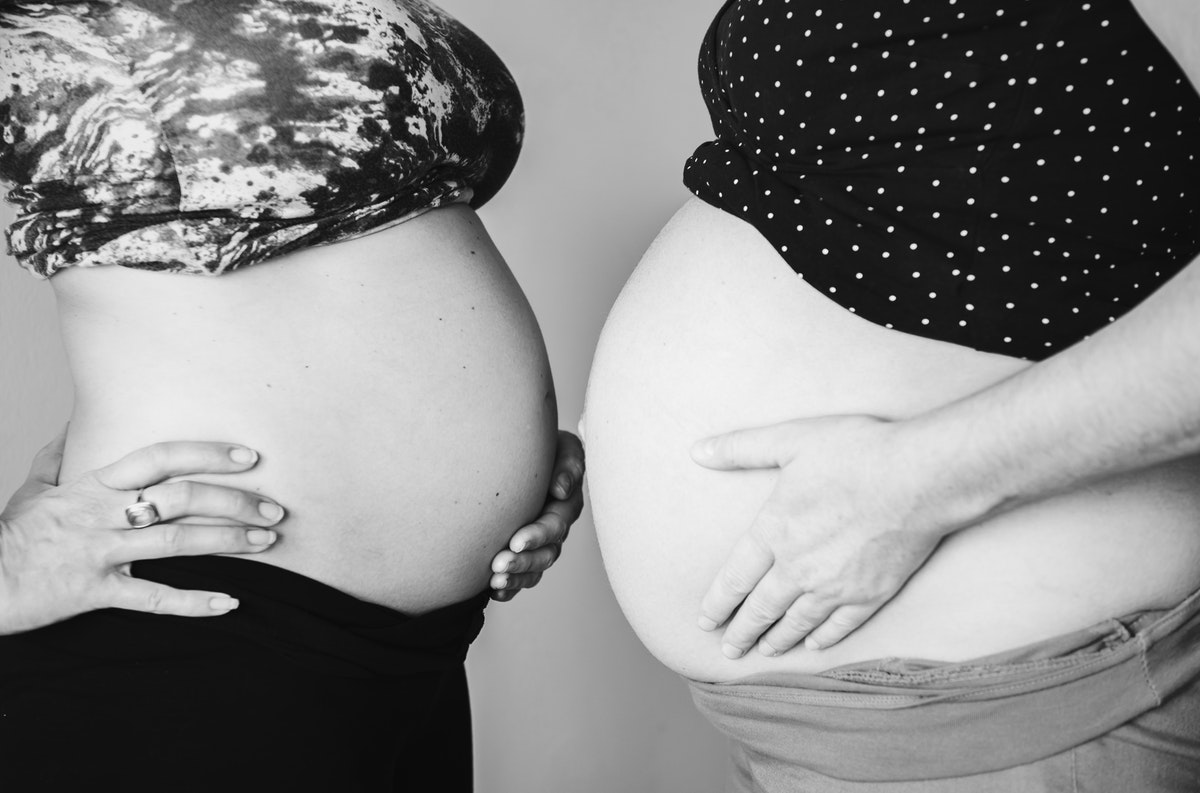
[0,556,487,792]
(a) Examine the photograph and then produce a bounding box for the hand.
[0,427,285,635]
[691,415,950,657]
[489,430,585,602]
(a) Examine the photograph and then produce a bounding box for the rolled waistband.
[689,585,1200,782]
[22,556,488,680]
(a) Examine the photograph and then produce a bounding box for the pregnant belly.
[53,206,557,613]
[584,198,1200,683]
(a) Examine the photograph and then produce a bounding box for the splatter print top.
[684,0,1200,359]
[0,0,523,278]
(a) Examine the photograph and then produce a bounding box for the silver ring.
[124,490,160,529]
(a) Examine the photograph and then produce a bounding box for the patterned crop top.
[684,0,1200,360]
[0,0,523,278]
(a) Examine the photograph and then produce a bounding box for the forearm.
[904,259,1200,532]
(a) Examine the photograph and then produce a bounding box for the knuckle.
[223,526,251,548]
[724,633,752,652]
[158,524,185,553]
[776,560,809,585]
[85,534,115,568]
[144,586,168,614]
[829,615,857,631]
[147,442,173,470]
[214,488,243,518]
[752,515,787,544]
[82,465,114,490]
[526,518,555,541]
[832,608,867,628]
[568,449,585,478]
[759,575,796,604]
[530,547,559,572]
[74,471,106,495]
[783,610,816,632]
[541,516,568,541]
[744,597,778,622]
[180,479,201,501]
[171,480,196,510]
[719,566,754,595]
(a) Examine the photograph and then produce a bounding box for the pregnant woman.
[0,1,580,790]
[586,0,1200,789]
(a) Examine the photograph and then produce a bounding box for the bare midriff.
[53,205,557,614]
[585,198,1200,683]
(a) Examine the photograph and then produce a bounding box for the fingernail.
[511,540,527,553]
[493,575,509,589]
[247,529,277,546]
[692,440,715,459]
[258,502,284,522]
[230,447,258,465]
[698,616,718,631]
[722,643,745,660]
[759,643,780,657]
[210,596,239,612]
[555,474,572,497]
[806,637,823,651]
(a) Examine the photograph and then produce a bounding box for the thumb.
[26,423,69,489]
[690,423,795,470]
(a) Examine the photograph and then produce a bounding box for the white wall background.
[0,0,731,790]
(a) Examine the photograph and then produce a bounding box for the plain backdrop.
[0,0,731,790]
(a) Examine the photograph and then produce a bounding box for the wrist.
[886,411,1016,540]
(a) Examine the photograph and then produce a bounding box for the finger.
[489,571,542,593]
[698,531,774,632]
[489,588,518,603]
[25,424,69,489]
[104,575,240,617]
[690,423,797,471]
[111,523,279,564]
[718,569,802,659]
[141,481,285,527]
[494,544,561,575]
[550,431,586,500]
[758,595,836,657]
[94,442,260,491]
[805,603,881,651]
[507,499,577,554]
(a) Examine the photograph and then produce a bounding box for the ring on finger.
[124,489,161,529]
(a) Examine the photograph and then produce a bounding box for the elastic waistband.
[689,585,1200,782]
[24,556,488,680]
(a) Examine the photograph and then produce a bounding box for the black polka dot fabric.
[684,0,1200,359]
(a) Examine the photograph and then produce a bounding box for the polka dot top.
[684,0,1200,359]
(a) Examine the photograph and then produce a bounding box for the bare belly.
[53,205,557,613]
[584,198,1200,683]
